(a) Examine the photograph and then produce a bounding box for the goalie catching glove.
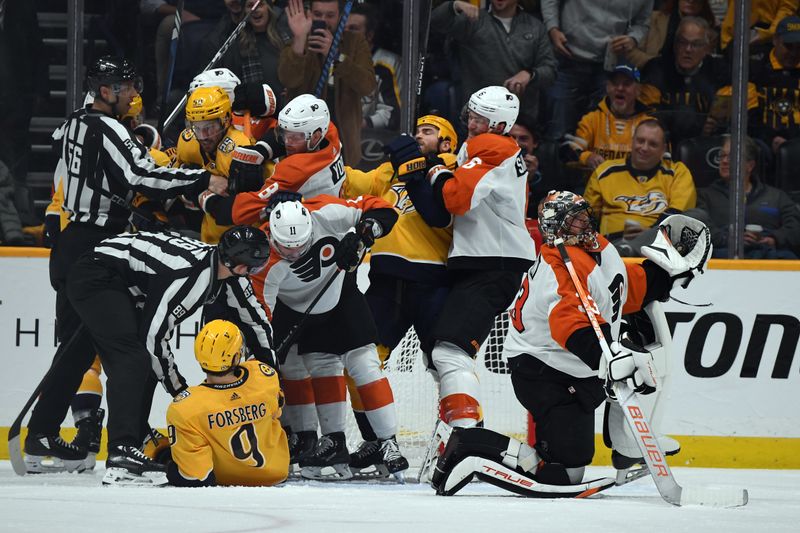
[605,338,657,398]
[640,214,711,292]
[333,219,382,272]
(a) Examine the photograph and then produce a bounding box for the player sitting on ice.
[249,196,409,481]
[156,320,289,487]
[429,191,711,497]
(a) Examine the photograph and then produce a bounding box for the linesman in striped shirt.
[23,56,229,476]
[25,225,274,485]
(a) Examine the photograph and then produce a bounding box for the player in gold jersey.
[166,320,289,486]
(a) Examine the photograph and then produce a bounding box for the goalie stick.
[554,238,748,508]
[163,0,263,131]
[8,325,86,476]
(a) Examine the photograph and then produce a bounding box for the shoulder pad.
[173,389,191,402]
[259,363,276,377]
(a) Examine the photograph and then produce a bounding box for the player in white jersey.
[250,195,408,480]
[388,86,536,431]
[430,191,712,497]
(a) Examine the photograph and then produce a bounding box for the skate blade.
[102,467,168,487]
[615,465,650,486]
[350,464,390,480]
[25,455,87,474]
[81,453,97,472]
[300,464,353,481]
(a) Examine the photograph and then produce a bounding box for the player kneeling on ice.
[157,320,289,487]
[430,191,711,497]
[249,195,409,481]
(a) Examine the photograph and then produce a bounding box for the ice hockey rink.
[0,462,798,533]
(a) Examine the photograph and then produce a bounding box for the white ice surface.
[0,462,797,533]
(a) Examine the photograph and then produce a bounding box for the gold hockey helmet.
[194,319,244,373]
[185,86,232,122]
[416,115,458,153]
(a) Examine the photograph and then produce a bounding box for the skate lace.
[315,435,335,455]
[379,439,402,462]
[353,440,379,460]
[54,436,82,453]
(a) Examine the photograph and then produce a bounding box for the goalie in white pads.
[431,191,711,497]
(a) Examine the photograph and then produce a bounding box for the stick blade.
[8,433,27,476]
[679,485,749,508]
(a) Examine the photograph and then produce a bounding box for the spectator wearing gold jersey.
[583,118,697,256]
[563,63,653,171]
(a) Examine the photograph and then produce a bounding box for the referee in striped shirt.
[23,56,227,474]
[26,226,274,484]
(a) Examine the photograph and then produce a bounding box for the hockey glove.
[333,220,381,272]
[384,134,426,181]
[257,131,287,161]
[426,154,454,186]
[233,82,279,117]
[605,339,657,398]
[228,145,266,195]
[641,214,712,292]
[260,189,303,221]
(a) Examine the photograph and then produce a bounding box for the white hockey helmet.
[278,94,330,151]
[189,68,241,105]
[269,200,314,261]
[467,86,519,135]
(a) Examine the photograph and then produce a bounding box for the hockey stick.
[312,0,355,98]
[8,324,87,476]
[162,0,263,131]
[158,0,185,132]
[414,0,433,117]
[554,239,748,507]
[275,268,344,363]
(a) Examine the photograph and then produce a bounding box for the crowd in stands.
[0,0,799,259]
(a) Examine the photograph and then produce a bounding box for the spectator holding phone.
[279,0,376,166]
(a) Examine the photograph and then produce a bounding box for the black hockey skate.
[379,437,409,483]
[24,433,88,474]
[348,440,387,479]
[288,431,318,475]
[71,408,105,471]
[103,445,168,486]
[299,432,352,481]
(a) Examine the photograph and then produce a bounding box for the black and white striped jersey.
[92,231,274,395]
[54,106,210,230]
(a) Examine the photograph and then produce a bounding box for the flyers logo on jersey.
[615,191,668,216]
[290,235,338,282]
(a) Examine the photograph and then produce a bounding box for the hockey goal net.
[344,312,532,469]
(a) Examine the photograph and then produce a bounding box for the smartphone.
[311,19,326,34]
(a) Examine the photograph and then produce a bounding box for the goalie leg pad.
[418,419,453,483]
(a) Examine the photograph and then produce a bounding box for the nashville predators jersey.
[504,236,649,378]
[232,123,346,226]
[573,97,653,166]
[342,156,455,284]
[166,360,289,487]
[583,157,696,236]
[175,125,274,243]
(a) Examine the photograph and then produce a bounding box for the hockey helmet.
[189,68,241,106]
[185,86,232,140]
[417,115,458,153]
[466,86,519,135]
[218,225,271,275]
[538,190,599,250]
[194,319,244,373]
[277,94,330,151]
[86,56,143,96]
[268,200,314,262]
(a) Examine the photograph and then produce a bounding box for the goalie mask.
[538,190,599,250]
[269,200,314,262]
[194,320,244,373]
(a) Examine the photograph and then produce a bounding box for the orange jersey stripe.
[310,375,346,405]
[356,378,394,411]
[440,393,482,424]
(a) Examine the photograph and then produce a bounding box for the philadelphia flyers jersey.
[442,132,535,271]
[250,194,394,314]
[166,360,289,486]
[504,236,649,378]
[583,157,696,236]
[232,123,346,226]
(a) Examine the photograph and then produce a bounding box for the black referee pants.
[67,257,157,452]
[28,223,115,440]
